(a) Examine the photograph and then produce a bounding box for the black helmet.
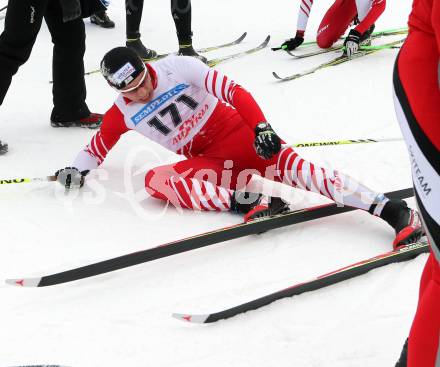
[100,47,146,90]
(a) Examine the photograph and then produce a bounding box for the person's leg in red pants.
[316,0,357,48]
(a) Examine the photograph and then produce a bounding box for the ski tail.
[81,32,248,78]
[208,35,270,67]
[197,32,247,53]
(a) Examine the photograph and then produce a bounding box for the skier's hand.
[55,167,87,189]
[279,31,304,51]
[254,123,281,160]
[344,29,361,58]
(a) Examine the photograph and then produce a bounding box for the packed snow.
[0,0,426,366]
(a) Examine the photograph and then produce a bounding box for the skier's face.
[121,69,154,103]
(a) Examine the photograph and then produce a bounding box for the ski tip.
[272,71,283,80]
[262,35,271,46]
[172,313,209,324]
[238,32,247,41]
[5,277,41,287]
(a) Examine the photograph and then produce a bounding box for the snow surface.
[0,0,427,366]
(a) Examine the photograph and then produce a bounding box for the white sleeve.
[73,150,99,173]
[170,55,237,105]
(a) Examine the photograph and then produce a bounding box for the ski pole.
[272,27,408,51]
[360,41,405,51]
[287,137,403,148]
[0,175,56,185]
[0,139,403,186]
[0,5,7,12]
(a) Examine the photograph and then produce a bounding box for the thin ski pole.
[0,139,402,186]
[0,175,56,185]
[287,137,403,148]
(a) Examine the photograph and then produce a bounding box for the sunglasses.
[116,66,148,94]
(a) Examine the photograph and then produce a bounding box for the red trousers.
[317,0,358,48]
[144,107,384,213]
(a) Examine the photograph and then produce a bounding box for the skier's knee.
[145,168,167,201]
[317,35,334,49]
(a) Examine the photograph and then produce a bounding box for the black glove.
[344,29,361,58]
[55,167,87,189]
[280,31,305,51]
[254,123,282,160]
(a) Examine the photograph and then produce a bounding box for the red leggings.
[316,0,357,48]
[145,118,385,213]
[144,123,280,211]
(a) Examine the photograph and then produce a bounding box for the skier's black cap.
[100,47,146,90]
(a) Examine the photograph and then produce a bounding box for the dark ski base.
[6,187,413,287]
[174,238,429,323]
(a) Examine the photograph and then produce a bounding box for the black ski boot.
[359,24,375,46]
[230,192,289,222]
[0,140,8,155]
[246,197,290,221]
[51,113,103,129]
[126,38,158,61]
[178,44,208,64]
[379,199,424,248]
[90,11,115,29]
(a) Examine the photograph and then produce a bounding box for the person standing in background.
[90,8,115,28]
[125,0,207,62]
[0,0,104,136]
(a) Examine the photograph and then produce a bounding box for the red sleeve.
[227,85,267,129]
[355,0,386,34]
[204,69,267,129]
[433,0,440,54]
[85,104,130,165]
[171,56,267,129]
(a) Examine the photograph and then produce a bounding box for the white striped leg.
[169,176,232,211]
[276,147,388,211]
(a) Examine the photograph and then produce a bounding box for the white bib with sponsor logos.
[114,56,218,152]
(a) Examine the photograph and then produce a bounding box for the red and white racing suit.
[297,0,386,48]
[73,55,387,213]
[393,0,440,365]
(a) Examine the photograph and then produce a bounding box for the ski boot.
[379,199,424,248]
[51,113,103,129]
[90,11,115,29]
[178,44,208,64]
[126,38,158,61]
[359,24,376,46]
[230,192,290,222]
